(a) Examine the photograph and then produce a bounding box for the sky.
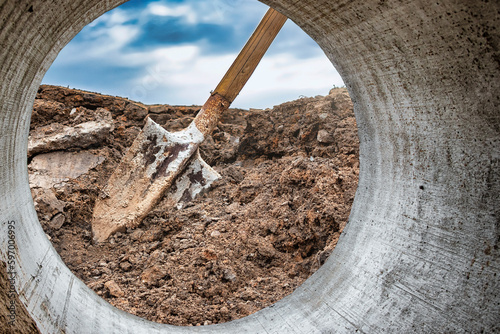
[42,0,344,109]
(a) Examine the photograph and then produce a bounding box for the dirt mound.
[29,85,358,326]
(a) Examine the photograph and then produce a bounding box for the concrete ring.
[0,0,499,333]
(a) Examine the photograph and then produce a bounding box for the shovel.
[92,8,287,243]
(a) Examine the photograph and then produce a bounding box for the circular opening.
[28,0,359,327]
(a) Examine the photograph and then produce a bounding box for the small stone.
[240,287,259,301]
[49,213,65,229]
[28,120,113,157]
[29,151,105,189]
[225,202,240,214]
[105,280,124,298]
[141,265,169,287]
[124,102,148,120]
[210,230,221,237]
[139,226,163,242]
[146,249,163,267]
[223,268,237,282]
[220,306,229,315]
[202,249,217,261]
[101,267,112,275]
[129,229,144,241]
[119,261,132,272]
[317,129,335,144]
[32,188,66,217]
[148,105,170,114]
[177,238,197,250]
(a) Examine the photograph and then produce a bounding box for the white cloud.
[143,0,268,26]
[147,3,197,24]
[87,8,130,28]
[236,54,343,108]
[128,45,201,81]
[126,46,234,103]
[124,47,341,109]
[106,25,140,49]
[189,0,268,24]
[107,9,130,25]
[247,54,341,91]
[54,8,140,65]
[63,25,140,63]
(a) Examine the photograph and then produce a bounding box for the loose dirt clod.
[30,85,359,326]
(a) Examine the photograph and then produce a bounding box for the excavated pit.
[28,85,358,326]
[0,0,499,333]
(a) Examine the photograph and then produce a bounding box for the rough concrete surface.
[0,261,40,333]
[0,0,499,333]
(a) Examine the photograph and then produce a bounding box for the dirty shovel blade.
[92,117,205,243]
[164,149,221,211]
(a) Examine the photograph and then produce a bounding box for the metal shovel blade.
[92,117,214,242]
[163,149,221,211]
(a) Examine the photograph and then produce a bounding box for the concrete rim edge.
[0,0,499,333]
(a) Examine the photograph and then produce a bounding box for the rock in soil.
[29,85,359,326]
[28,108,113,157]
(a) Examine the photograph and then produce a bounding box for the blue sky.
[42,0,344,109]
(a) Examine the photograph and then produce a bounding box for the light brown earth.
[28,85,359,326]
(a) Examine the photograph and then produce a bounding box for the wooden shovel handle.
[214,7,287,102]
[194,8,287,136]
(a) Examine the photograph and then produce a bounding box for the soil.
[29,85,359,326]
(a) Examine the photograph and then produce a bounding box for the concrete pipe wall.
[1,0,499,333]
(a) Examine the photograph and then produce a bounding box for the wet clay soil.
[29,85,359,326]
